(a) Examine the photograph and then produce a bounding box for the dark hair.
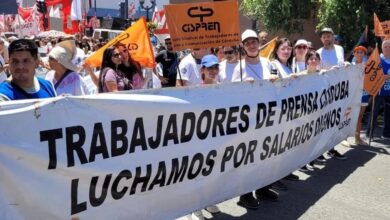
[115,43,142,80]
[305,49,321,64]
[98,46,119,92]
[8,39,38,59]
[270,38,293,67]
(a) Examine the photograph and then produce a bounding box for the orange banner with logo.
[374,13,390,37]
[364,47,385,96]
[164,0,240,51]
[85,17,155,68]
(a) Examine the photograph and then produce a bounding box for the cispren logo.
[182,6,221,33]
[107,33,139,51]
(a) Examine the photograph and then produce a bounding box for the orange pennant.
[85,17,156,68]
[374,13,390,37]
[364,46,386,96]
[259,37,277,59]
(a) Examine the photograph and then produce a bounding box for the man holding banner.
[366,39,390,139]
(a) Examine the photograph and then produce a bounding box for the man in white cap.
[0,39,56,101]
[232,29,279,210]
[316,27,345,70]
[231,29,273,82]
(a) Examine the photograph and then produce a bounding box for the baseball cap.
[294,39,308,47]
[354,45,367,53]
[319,27,334,36]
[201,55,219,68]
[241,29,258,43]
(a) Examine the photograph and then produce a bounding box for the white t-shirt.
[177,54,202,86]
[317,45,344,70]
[0,55,6,83]
[219,60,238,83]
[231,57,272,82]
[45,71,89,96]
[292,58,306,73]
[271,60,293,78]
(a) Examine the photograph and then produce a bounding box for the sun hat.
[48,40,79,72]
[294,39,308,47]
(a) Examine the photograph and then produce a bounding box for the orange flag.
[259,37,277,59]
[364,46,386,96]
[374,13,390,37]
[85,17,156,68]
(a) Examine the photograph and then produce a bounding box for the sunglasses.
[295,45,308,50]
[113,53,121,58]
[224,50,235,55]
[165,41,172,45]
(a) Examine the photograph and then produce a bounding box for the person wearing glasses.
[218,45,239,83]
[98,47,132,93]
[155,36,179,87]
[115,43,144,90]
[292,39,309,73]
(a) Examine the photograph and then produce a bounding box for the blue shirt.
[380,54,390,96]
[0,77,56,101]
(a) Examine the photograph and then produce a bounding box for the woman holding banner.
[98,47,132,93]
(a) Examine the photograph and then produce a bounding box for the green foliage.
[241,0,390,52]
[317,0,390,52]
[240,0,312,34]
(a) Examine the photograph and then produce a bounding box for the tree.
[240,0,390,52]
[317,0,390,53]
[240,0,313,34]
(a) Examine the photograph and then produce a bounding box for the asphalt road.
[178,124,390,220]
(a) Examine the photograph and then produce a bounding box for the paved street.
[179,125,390,220]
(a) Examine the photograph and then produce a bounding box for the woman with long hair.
[115,43,145,89]
[98,46,132,93]
[270,38,294,78]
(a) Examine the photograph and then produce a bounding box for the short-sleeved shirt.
[317,45,344,70]
[219,60,238,83]
[379,54,390,97]
[271,60,293,78]
[155,50,179,87]
[231,57,272,82]
[0,55,6,83]
[177,54,202,86]
[0,77,56,101]
[45,71,89,96]
[101,68,130,93]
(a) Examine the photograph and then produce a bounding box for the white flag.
[49,6,61,19]
[71,0,82,20]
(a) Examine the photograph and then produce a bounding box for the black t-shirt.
[155,50,179,87]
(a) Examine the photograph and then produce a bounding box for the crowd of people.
[0,25,389,220]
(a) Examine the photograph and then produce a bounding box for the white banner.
[13,15,39,37]
[0,66,363,220]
